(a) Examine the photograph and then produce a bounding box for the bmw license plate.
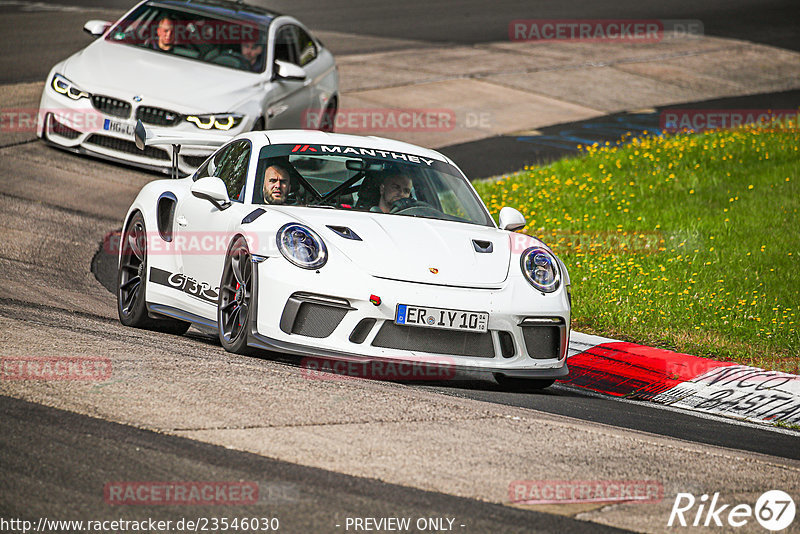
[395,304,488,333]
[103,118,135,136]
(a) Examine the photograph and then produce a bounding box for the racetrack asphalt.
[2,394,633,534]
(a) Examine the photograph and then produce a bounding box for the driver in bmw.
[372,173,412,213]
[147,16,175,52]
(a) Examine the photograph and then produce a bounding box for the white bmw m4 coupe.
[37,0,338,175]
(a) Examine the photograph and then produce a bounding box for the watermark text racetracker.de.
[1,108,104,133]
[103,480,298,506]
[122,20,259,45]
[660,109,800,133]
[509,19,703,42]
[302,108,493,133]
[301,357,456,381]
[507,230,664,256]
[1,356,112,381]
[105,230,260,256]
[0,516,280,533]
[104,481,257,506]
[509,479,664,505]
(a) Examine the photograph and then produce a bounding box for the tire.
[117,212,190,335]
[252,117,265,131]
[218,236,254,355]
[318,99,337,132]
[494,374,556,391]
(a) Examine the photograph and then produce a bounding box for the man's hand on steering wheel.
[389,197,418,213]
[389,197,438,214]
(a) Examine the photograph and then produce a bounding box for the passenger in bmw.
[241,37,264,72]
[371,172,413,213]
[262,164,292,205]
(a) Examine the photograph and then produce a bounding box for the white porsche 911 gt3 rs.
[37,0,337,175]
[117,124,570,388]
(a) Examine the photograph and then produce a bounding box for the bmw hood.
[272,209,513,287]
[61,40,260,112]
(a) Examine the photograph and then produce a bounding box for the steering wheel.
[211,51,250,70]
[389,197,436,214]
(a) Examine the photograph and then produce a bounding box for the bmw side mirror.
[273,60,307,81]
[83,20,112,38]
[191,177,231,211]
[499,206,526,231]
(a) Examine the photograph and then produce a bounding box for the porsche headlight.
[51,74,90,100]
[520,246,561,293]
[185,113,243,131]
[277,223,327,269]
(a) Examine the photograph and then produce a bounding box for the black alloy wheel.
[117,212,190,335]
[218,237,254,354]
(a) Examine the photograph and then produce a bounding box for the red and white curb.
[563,332,800,427]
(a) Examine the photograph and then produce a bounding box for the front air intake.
[371,322,495,358]
[280,293,354,338]
[519,318,566,360]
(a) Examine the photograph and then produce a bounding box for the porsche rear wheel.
[494,374,556,391]
[117,212,190,335]
[218,237,254,354]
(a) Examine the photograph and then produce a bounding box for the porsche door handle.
[176,216,188,227]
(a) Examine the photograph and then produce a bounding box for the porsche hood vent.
[327,225,362,241]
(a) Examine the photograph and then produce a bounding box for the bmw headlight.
[277,223,327,269]
[520,246,561,293]
[185,113,243,131]
[51,74,90,100]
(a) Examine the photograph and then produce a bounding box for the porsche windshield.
[255,145,494,227]
[106,3,268,72]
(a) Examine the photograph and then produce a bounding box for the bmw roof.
[150,0,281,26]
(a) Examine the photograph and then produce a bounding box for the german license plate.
[395,304,488,333]
[103,118,135,136]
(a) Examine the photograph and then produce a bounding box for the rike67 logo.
[668,490,796,531]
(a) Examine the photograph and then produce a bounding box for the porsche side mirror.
[191,177,231,211]
[273,60,307,81]
[83,20,112,38]
[499,206,526,231]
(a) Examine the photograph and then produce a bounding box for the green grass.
[773,420,800,431]
[474,125,799,372]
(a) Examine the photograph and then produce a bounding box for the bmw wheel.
[319,98,337,133]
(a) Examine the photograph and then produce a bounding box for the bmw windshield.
[105,3,269,72]
[255,144,495,227]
